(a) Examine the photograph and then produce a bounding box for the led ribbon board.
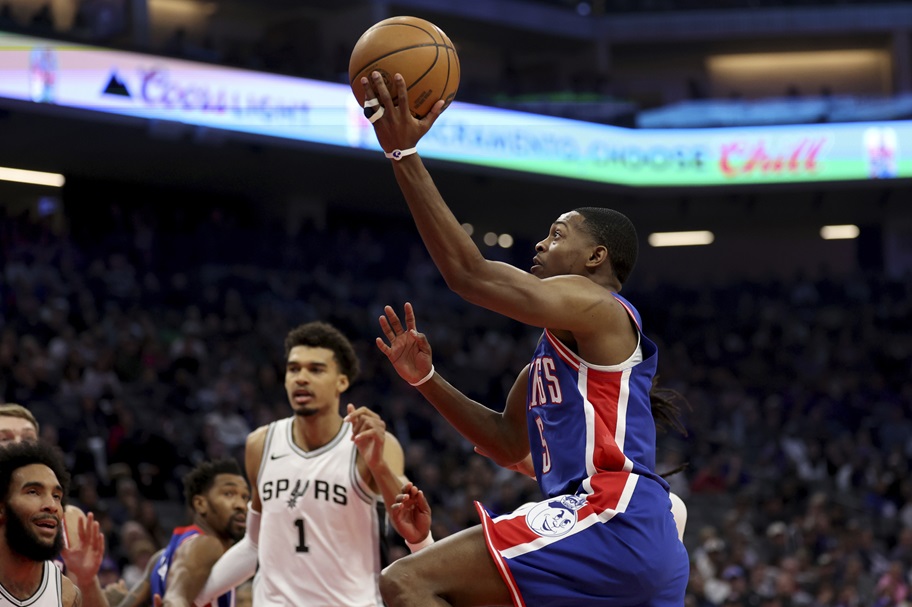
[1,32,909,187]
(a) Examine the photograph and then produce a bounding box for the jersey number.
[294,519,309,553]
[535,415,552,474]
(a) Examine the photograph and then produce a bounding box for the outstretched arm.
[193,533,258,607]
[194,429,265,606]
[346,404,429,545]
[362,73,619,336]
[376,303,530,467]
[160,536,226,607]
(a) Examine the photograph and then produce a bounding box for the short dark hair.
[574,207,638,285]
[0,441,70,505]
[182,458,245,509]
[284,321,360,382]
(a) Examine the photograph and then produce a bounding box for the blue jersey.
[151,525,234,607]
[477,293,688,607]
[527,292,667,499]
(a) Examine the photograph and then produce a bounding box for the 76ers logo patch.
[525,494,587,537]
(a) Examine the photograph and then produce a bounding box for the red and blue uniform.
[476,293,689,607]
[151,525,235,607]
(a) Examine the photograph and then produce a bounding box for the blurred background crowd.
[2,195,911,606]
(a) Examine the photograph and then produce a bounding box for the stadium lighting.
[0,166,65,187]
[820,224,860,240]
[648,231,715,248]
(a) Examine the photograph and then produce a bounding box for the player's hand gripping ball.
[349,15,460,119]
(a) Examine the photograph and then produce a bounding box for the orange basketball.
[349,16,460,119]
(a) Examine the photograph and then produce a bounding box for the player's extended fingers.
[393,73,411,118]
[378,314,395,343]
[352,426,385,451]
[375,335,392,356]
[415,488,429,506]
[358,417,385,436]
[80,512,95,545]
[393,492,413,509]
[347,404,380,420]
[371,71,396,110]
[404,302,417,332]
[344,404,362,432]
[86,514,102,547]
[360,75,379,107]
[421,99,447,129]
[345,406,384,433]
[95,526,105,550]
[384,305,405,334]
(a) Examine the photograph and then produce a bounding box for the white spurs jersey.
[0,561,64,607]
[254,417,384,607]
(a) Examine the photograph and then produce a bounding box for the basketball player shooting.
[363,71,689,607]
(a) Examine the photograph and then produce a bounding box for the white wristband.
[409,365,435,387]
[385,147,418,161]
[405,532,435,553]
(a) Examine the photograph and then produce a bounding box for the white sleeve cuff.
[405,532,434,553]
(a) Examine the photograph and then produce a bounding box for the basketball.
[349,16,460,119]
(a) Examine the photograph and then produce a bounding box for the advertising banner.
[1,32,909,187]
